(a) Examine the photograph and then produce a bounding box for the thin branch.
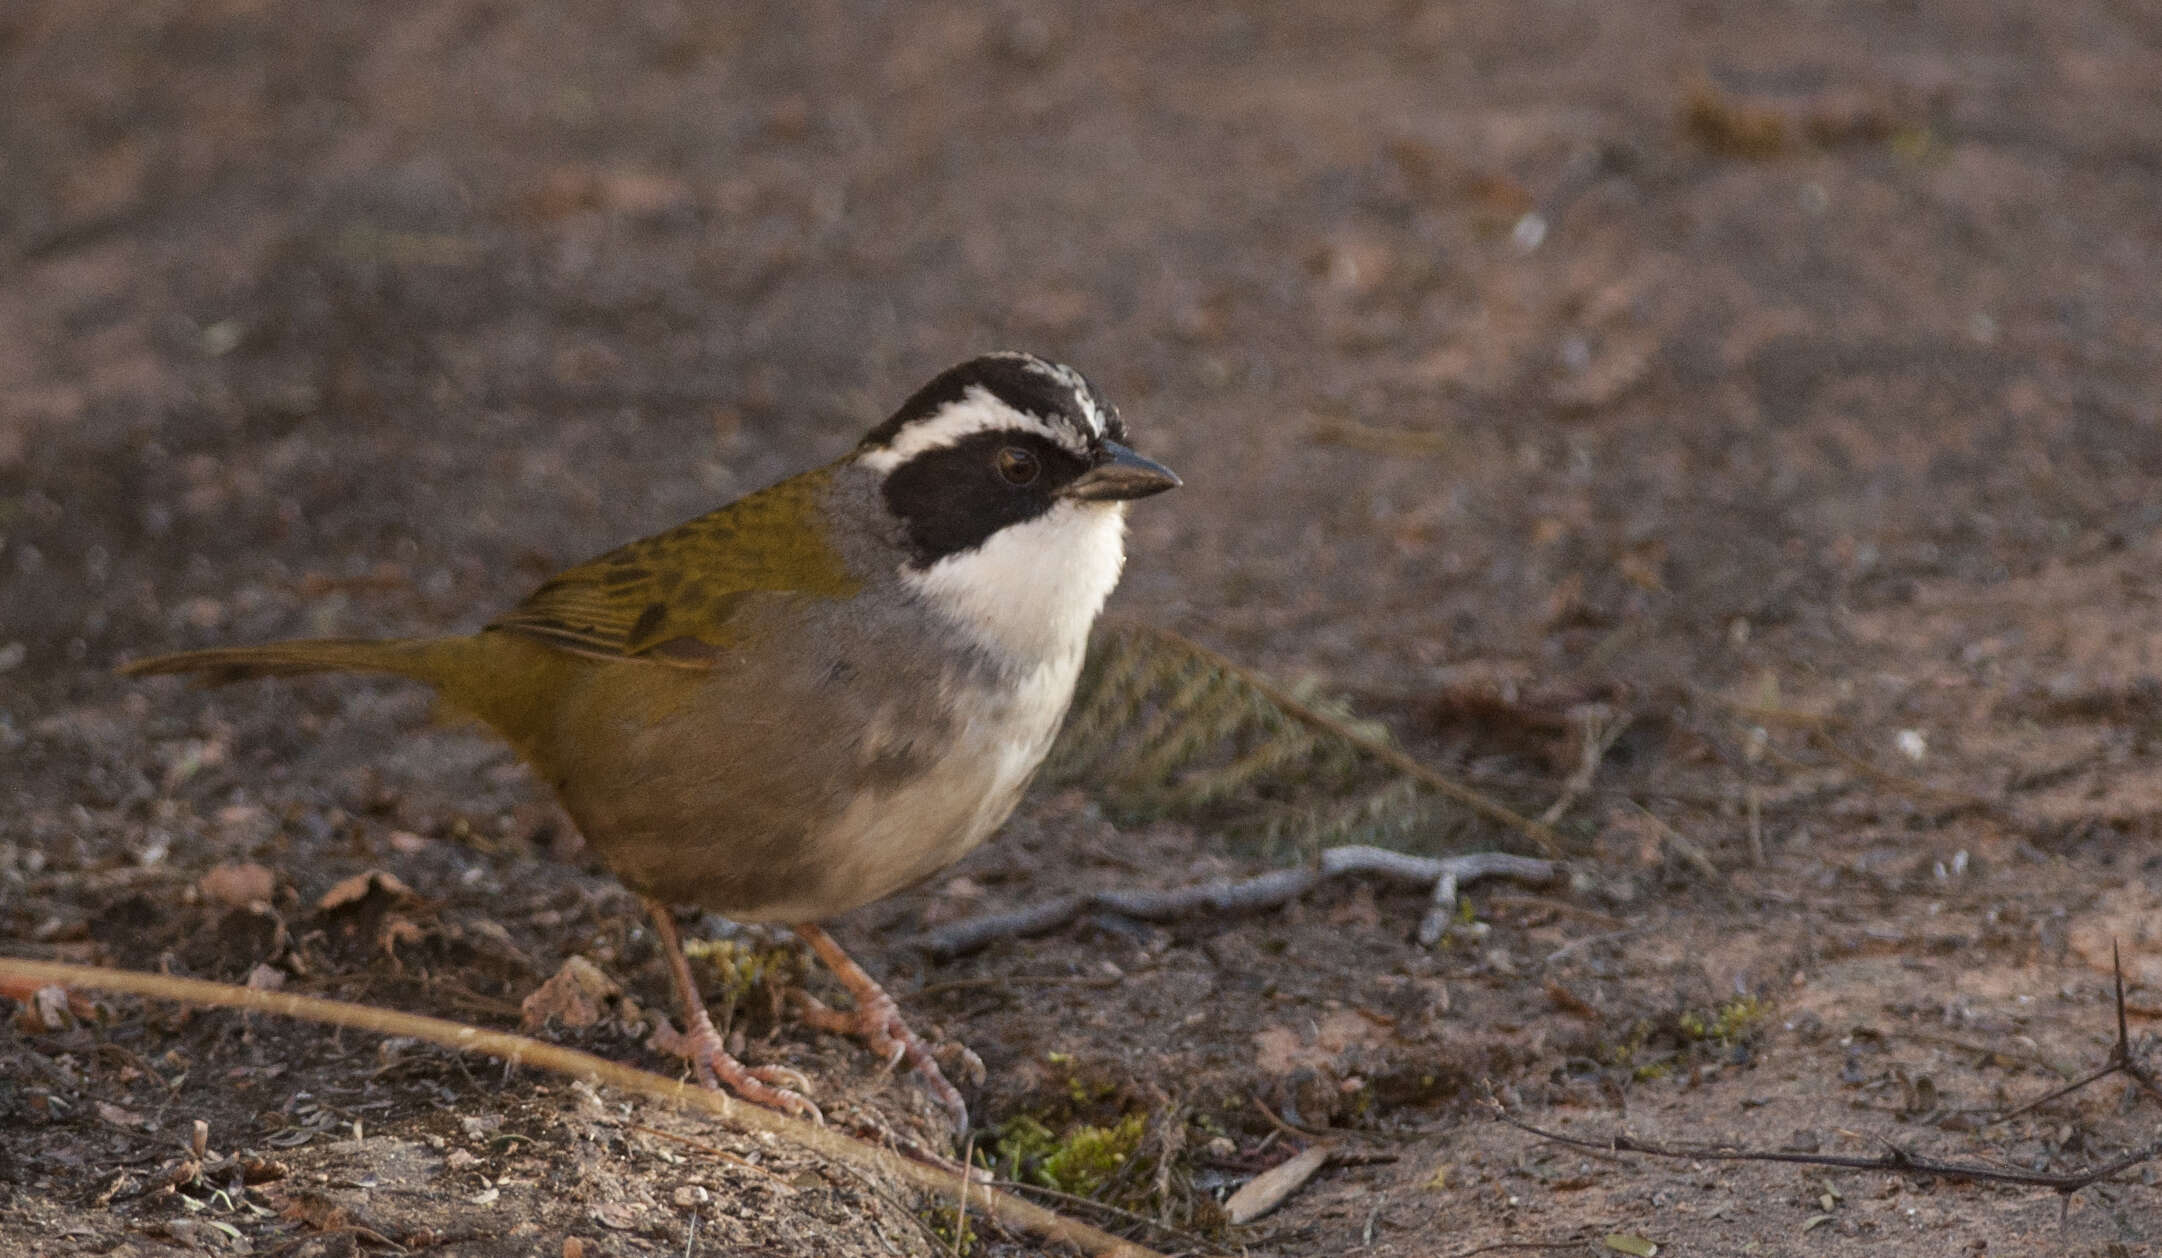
[1804,727,1998,813]
[1493,1104,2162,1193]
[1496,945,2162,1196]
[1250,1093,1326,1141]
[1415,868,1460,948]
[997,1181,1223,1256]
[1142,628,1567,855]
[0,957,1167,1258]
[1539,707,1630,828]
[1989,1060,2128,1126]
[915,849,1558,957]
[1625,800,1726,887]
[1444,1241,1599,1258]
[1991,942,2160,1122]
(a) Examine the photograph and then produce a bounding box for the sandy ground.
[7,2,2162,1254]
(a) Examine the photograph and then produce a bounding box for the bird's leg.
[791,923,978,1133]
[641,899,821,1123]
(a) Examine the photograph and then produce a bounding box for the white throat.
[904,501,1128,667]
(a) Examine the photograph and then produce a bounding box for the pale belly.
[566,641,1085,924]
[752,655,1079,921]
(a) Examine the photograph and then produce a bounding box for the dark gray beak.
[1063,441,1182,502]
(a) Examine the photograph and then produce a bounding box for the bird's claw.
[789,987,971,1133]
[650,1016,823,1125]
[936,1039,987,1088]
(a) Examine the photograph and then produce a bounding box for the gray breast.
[555,498,1082,923]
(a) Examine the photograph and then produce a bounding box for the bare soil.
[7,2,2162,1255]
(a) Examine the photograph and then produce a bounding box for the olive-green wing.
[485,470,860,666]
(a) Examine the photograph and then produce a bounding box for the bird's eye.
[994,446,1040,486]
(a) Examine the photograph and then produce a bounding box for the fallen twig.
[1498,944,2162,1197]
[1805,727,1998,813]
[1442,1241,1598,1258]
[916,849,1558,957]
[1625,800,1726,887]
[1250,1093,1325,1140]
[998,1181,1223,1255]
[1538,707,1630,828]
[1991,944,2162,1122]
[0,957,1168,1258]
[1494,1103,2162,1194]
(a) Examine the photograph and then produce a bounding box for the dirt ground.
[8,2,2162,1254]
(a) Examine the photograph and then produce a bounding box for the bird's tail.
[118,637,464,687]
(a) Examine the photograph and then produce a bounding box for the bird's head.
[854,352,1180,663]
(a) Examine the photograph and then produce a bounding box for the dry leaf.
[199,862,276,908]
[271,1189,354,1232]
[1604,1233,1658,1257]
[593,1201,640,1230]
[97,1101,152,1131]
[317,870,417,913]
[1224,1145,1330,1225]
[522,956,623,1031]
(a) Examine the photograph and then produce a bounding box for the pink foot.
[794,924,978,1132]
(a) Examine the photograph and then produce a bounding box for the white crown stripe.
[1017,357,1106,439]
[856,384,1091,473]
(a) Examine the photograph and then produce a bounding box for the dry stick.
[995,1181,1222,1257]
[916,849,1558,958]
[1415,869,1459,949]
[1496,947,2162,1196]
[1994,943,2162,1122]
[1624,800,1725,887]
[951,1131,979,1258]
[1988,1060,2130,1127]
[1443,1241,1599,1258]
[1250,1093,1325,1141]
[1742,723,1767,865]
[1802,727,1998,813]
[1538,708,1630,828]
[629,1123,794,1184]
[1493,1103,2162,1194]
[0,958,1167,1258]
[1147,628,1567,856]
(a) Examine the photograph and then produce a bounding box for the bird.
[120,351,1180,1132]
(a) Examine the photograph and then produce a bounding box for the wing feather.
[485,468,859,666]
